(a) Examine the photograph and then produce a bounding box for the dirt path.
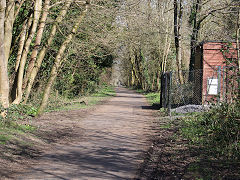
[15,87,155,180]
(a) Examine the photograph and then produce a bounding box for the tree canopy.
[0,0,239,114]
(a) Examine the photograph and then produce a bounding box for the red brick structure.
[195,41,238,104]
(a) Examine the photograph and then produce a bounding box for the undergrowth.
[0,104,37,144]
[0,85,115,144]
[46,85,115,111]
[181,100,240,159]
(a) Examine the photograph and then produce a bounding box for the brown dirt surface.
[1,87,239,180]
[0,87,157,180]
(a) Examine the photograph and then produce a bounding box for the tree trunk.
[37,0,90,115]
[152,72,155,91]
[12,0,42,104]
[131,69,135,86]
[130,47,139,87]
[237,8,240,71]
[157,71,160,91]
[15,18,30,72]
[0,0,9,108]
[161,26,168,73]
[189,0,202,81]
[160,3,171,74]
[163,41,171,72]
[23,0,73,104]
[23,0,50,89]
[4,0,15,65]
[174,0,184,84]
[10,17,32,102]
[14,0,25,19]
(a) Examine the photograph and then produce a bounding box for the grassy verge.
[46,85,116,111]
[180,102,240,160]
[0,124,36,145]
[135,88,240,179]
[139,113,240,179]
[0,104,38,144]
[0,85,116,177]
[135,89,160,105]
[178,101,240,179]
[135,87,240,160]
[0,85,115,145]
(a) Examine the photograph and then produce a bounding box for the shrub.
[181,100,240,159]
[0,104,37,127]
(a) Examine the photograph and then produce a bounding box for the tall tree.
[37,0,90,115]
[188,0,233,77]
[189,0,201,76]
[23,0,73,104]
[237,7,240,70]
[0,0,9,109]
[12,0,42,104]
[15,17,32,72]
[174,0,184,84]
[4,0,15,65]
[23,0,51,89]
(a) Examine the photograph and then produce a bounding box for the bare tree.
[23,0,73,104]
[174,0,184,84]
[37,0,90,115]
[4,0,15,65]
[188,0,234,77]
[237,7,240,70]
[0,0,9,109]
[12,0,43,104]
[23,0,51,90]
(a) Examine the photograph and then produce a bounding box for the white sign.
[207,78,218,95]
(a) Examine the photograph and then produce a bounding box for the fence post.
[222,66,225,102]
[160,73,164,108]
[164,73,168,108]
[168,72,172,116]
[217,66,221,102]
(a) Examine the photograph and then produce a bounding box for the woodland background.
[0,1,240,178]
[0,0,239,115]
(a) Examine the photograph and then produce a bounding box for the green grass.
[18,124,36,132]
[135,89,160,105]
[0,86,115,148]
[135,89,145,94]
[0,134,9,144]
[0,103,40,144]
[0,121,36,145]
[145,92,160,104]
[47,85,116,112]
[92,85,116,97]
[128,87,161,104]
[159,122,172,129]
[180,101,240,159]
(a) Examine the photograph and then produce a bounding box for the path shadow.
[142,103,161,110]
[24,130,145,180]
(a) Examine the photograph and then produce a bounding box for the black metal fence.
[160,67,239,114]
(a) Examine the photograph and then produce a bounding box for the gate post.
[160,73,164,108]
[217,66,221,102]
[168,72,172,116]
[164,73,168,108]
